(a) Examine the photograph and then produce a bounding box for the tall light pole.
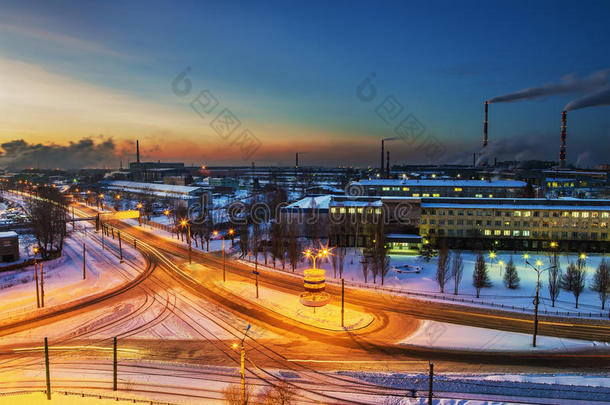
[136,203,143,226]
[214,229,234,282]
[232,324,251,405]
[525,259,556,347]
[33,246,40,308]
[181,219,192,264]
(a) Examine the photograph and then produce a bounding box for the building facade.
[419,198,610,252]
[357,179,530,198]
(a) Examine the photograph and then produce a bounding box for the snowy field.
[403,320,606,352]
[0,223,144,320]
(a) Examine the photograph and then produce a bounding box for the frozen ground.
[120,213,610,318]
[0,223,143,320]
[402,319,606,352]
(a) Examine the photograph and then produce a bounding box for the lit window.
[348,208,356,214]
[489,194,493,198]
[454,187,462,192]
[475,194,483,198]
[433,193,440,197]
[494,230,501,236]
[382,187,390,191]
[422,193,430,197]
[339,208,346,214]
[523,211,531,217]
[374,208,382,214]
[603,212,610,218]
[412,193,420,197]
[514,211,521,217]
[402,187,410,191]
[513,230,520,236]
[503,230,511,236]
[357,208,363,214]
[330,208,337,213]
[581,212,589,218]
[572,212,579,218]
[523,230,530,236]
[484,230,491,236]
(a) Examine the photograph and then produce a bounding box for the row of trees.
[434,248,610,310]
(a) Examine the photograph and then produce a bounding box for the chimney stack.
[136,140,140,164]
[483,101,489,148]
[386,150,390,178]
[380,139,385,177]
[560,111,567,168]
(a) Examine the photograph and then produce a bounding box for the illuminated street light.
[180,219,192,264]
[580,253,587,260]
[525,259,557,347]
[550,241,558,248]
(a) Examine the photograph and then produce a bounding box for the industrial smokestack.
[473,152,476,167]
[136,140,140,164]
[560,111,567,168]
[386,151,390,179]
[381,140,384,177]
[295,152,298,168]
[483,101,488,147]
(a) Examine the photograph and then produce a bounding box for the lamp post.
[33,246,40,308]
[525,259,556,347]
[232,324,251,405]
[136,203,143,226]
[180,219,192,264]
[214,229,234,282]
[164,209,175,238]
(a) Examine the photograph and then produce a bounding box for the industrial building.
[0,231,19,262]
[101,180,209,208]
[356,179,530,198]
[419,197,610,252]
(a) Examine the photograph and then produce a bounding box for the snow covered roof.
[358,179,527,188]
[385,233,422,242]
[103,180,202,195]
[285,195,332,210]
[421,202,610,211]
[0,231,18,238]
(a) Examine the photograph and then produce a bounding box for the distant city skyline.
[1,0,610,168]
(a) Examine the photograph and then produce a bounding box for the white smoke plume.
[564,86,610,111]
[488,69,610,103]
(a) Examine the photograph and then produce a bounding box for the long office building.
[357,179,530,198]
[419,197,610,252]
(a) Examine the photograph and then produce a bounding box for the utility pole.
[34,257,40,308]
[72,206,75,230]
[222,236,226,282]
[533,271,540,347]
[101,225,105,250]
[40,263,45,308]
[82,243,86,280]
[254,254,259,299]
[428,362,434,404]
[118,231,124,263]
[44,337,51,400]
[341,279,345,328]
[113,337,118,391]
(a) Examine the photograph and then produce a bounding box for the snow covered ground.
[120,214,610,319]
[0,223,144,321]
[402,319,607,352]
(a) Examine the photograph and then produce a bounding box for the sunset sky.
[1,0,609,168]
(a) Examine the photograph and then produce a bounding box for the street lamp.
[33,246,40,308]
[232,324,251,404]
[136,203,143,226]
[180,219,192,264]
[213,230,232,282]
[525,259,557,347]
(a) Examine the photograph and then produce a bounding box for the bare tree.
[256,380,296,405]
[361,255,369,283]
[223,383,253,405]
[287,221,300,272]
[547,253,561,307]
[591,259,610,310]
[26,186,67,259]
[435,243,450,293]
[451,250,463,295]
